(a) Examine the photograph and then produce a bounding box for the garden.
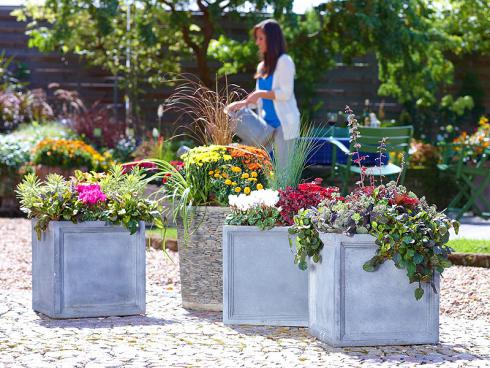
[1,0,490,367]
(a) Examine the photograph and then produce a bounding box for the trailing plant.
[289,106,460,300]
[16,166,163,240]
[225,189,282,230]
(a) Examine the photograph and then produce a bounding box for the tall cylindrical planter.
[309,233,439,347]
[177,206,230,311]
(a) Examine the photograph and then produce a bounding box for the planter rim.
[32,220,145,230]
[318,232,375,241]
[223,225,291,232]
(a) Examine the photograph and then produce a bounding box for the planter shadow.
[226,325,310,342]
[338,343,489,364]
[35,314,175,328]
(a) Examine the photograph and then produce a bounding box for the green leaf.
[407,262,416,275]
[413,253,424,264]
[363,261,375,272]
[415,287,424,300]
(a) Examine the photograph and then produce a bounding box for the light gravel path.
[1,218,489,367]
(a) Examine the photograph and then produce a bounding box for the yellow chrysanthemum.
[257,183,264,190]
[209,171,214,175]
[234,187,241,193]
[225,179,232,185]
[232,181,237,186]
[241,173,249,179]
[214,173,220,178]
[251,171,258,178]
[244,187,251,194]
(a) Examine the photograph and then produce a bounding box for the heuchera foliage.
[277,178,340,226]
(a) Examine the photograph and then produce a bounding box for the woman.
[227,19,300,169]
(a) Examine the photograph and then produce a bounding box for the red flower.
[122,161,158,174]
[389,194,419,207]
[170,160,184,171]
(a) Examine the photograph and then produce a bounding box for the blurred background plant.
[32,138,111,171]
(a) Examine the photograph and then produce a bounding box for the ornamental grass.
[161,76,245,146]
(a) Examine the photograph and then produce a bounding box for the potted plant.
[151,143,272,311]
[223,180,339,327]
[16,166,163,318]
[289,108,459,347]
[32,138,112,179]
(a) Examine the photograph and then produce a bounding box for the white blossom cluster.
[228,189,280,211]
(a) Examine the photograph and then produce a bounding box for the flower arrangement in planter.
[287,106,460,347]
[16,166,163,319]
[290,108,459,300]
[223,180,339,326]
[148,144,271,311]
[17,165,162,239]
[32,138,112,177]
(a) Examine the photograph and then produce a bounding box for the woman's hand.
[245,90,263,105]
[225,100,247,113]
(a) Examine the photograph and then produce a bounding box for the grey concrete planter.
[177,206,230,311]
[32,220,146,319]
[309,233,439,347]
[223,226,308,326]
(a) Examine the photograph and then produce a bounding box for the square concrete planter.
[223,226,308,326]
[32,220,146,319]
[309,233,439,347]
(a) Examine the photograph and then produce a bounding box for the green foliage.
[0,134,31,170]
[225,205,281,231]
[288,208,323,270]
[16,166,163,239]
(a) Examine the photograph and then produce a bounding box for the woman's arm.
[245,90,275,105]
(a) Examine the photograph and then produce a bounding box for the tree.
[14,0,181,132]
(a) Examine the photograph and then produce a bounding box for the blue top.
[258,74,281,128]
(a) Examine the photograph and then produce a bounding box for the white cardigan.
[255,54,301,140]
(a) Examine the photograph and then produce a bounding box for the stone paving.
[1,218,490,367]
[1,286,489,368]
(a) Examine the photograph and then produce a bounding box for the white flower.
[228,189,279,211]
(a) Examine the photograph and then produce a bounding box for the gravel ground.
[1,218,489,367]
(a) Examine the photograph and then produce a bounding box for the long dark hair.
[253,19,286,78]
